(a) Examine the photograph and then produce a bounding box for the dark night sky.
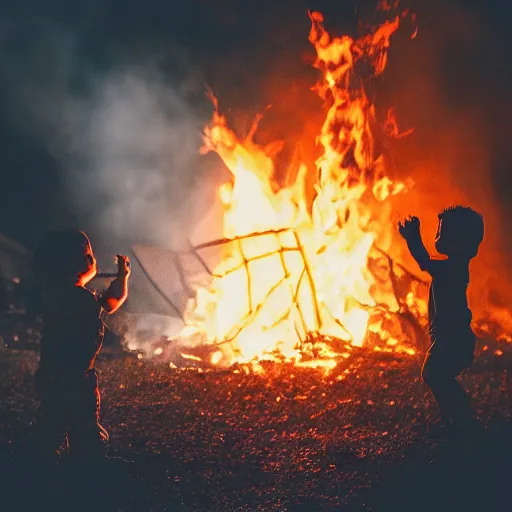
[0,0,511,251]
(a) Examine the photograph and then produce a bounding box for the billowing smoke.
[0,18,215,251]
[0,17,224,346]
[66,69,210,248]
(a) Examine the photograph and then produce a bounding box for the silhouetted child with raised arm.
[398,206,484,439]
[31,229,130,463]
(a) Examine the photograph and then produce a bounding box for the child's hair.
[32,229,94,283]
[438,205,484,258]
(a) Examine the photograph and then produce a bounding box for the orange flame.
[181,11,420,367]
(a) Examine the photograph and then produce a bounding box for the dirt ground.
[1,347,511,512]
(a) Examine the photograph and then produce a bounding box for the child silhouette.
[31,229,130,461]
[398,206,484,437]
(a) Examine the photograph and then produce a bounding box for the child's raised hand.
[398,216,420,239]
[116,255,131,277]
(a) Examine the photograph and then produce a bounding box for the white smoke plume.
[70,70,211,247]
[0,19,227,348]
[0,19,215,250]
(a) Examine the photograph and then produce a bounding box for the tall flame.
[182,11,418,367]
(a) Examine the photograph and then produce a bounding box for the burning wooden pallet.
[129,227,431,369]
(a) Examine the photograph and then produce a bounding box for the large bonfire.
[176,10,427,369]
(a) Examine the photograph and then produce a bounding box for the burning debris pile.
[146,235,430,366]
[151,10,427,368]
[133,9,511,370]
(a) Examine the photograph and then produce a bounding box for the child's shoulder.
[434,257,469,282]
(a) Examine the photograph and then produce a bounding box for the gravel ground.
[1,346,511,512]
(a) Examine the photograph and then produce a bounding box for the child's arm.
[398,216,444,276]
[99,255,131,314]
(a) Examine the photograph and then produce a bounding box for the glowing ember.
[181,10,421,367]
